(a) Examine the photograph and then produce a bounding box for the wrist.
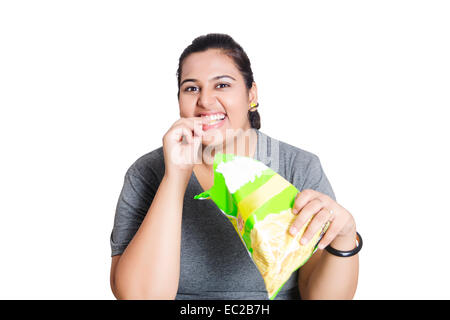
[329,232,357,251]
[163,170,192,189]
[329,224,357,251]
[164,166,193,180]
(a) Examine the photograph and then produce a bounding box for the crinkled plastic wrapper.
[194,152,329,300]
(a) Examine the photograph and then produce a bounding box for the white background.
[1,0,449,299]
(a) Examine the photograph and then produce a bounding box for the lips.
[200,112,227,131]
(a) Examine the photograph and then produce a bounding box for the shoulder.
[126,146,165,185]
[257,130,322,179]
[261,131,336,200]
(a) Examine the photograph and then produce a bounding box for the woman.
[109,33,360,300]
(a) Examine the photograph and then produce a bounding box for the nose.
[198,88,217,108]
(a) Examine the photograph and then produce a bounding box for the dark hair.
[176,33,261,130]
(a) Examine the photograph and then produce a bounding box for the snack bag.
[194,152,329,300]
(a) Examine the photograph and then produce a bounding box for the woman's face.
[178,49,257,146]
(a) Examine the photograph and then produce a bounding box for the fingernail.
[318,244,325,250]
[289,226,297,236]
[300,237,308,245]
[292,208,298,214]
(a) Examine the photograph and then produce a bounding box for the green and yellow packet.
[194,152,329,300]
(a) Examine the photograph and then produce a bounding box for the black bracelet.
[325,232,363,257]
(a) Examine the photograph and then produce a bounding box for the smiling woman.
[109,33,359,300]
[176,34,260,136]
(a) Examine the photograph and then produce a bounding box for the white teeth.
[203,113,226,122]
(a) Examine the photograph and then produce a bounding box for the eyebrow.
[180,75,236,87]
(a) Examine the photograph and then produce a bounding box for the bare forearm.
[114,173,189,299]
[303,230,359,300]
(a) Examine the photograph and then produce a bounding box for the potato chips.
[194,152,328,299]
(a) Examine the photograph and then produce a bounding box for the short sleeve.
[110,163,159,257]
[300,155,336,201]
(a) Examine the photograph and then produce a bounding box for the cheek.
[179,101,195,117]
[179,109,191,118]
[226,105,249,126]
[222,93,249,121]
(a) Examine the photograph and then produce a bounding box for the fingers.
[289,197,323,236]
[288,189,343,249]
[186,117,205,137]
[169,117,204,142]
[172,126,194,144]
[298,207,333,246]
[316,215,354,250]
[292,189,318,214]
[317,219,341,250]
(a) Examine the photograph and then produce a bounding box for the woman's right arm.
[110,117,204,300]
[111,172,190,299]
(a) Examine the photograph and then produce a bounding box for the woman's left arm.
[290,189,359,300]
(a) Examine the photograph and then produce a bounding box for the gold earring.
[249,102,259,112]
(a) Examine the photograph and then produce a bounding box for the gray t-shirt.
[110,129,336,300]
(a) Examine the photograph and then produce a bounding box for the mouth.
[200,112,227,131]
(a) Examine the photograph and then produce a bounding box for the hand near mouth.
[162,117,206,178]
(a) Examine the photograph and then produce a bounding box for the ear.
[248,82,258,104]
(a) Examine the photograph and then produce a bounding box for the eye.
[216,83,230,89]
[184,86,198,92]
